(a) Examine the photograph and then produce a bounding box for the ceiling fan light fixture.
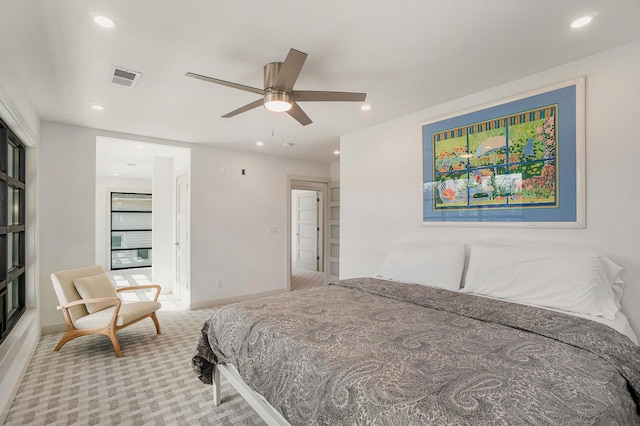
[264,92,292,112]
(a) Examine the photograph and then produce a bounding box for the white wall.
[330,161,340,181]
[152,157,174,293]
[38,122,331,327]
[39,123,97,329]
[0,50,39,147]
[189,146,330,307]
[95,176,152,270]
[341,40,640,335]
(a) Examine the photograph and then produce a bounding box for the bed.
[192,243,640,425]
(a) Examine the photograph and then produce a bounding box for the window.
[110,192,152,270]
[0,119,26,345]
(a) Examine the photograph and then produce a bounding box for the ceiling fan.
[186,48,367,126]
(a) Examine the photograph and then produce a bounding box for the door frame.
[174,173,190,300]
[286,175,330,291]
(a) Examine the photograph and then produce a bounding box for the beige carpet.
[5,308,266,425]
[6,267,325,426]
[290,266,326,291]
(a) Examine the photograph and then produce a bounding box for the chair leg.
[106,330,123,357]
[53,330,81,352]
[150,312,161,334]
[55,328,123,357]
[54,326,95,352]
[54,312,159,357]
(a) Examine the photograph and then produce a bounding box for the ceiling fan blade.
[286,101,312,126]
[292,90,367,102]
[221,99,264,118]
[273,49,307,92]
[186,72,265,96]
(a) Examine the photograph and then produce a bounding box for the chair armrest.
[57,297,122,311]
[116,284,161,301]
[57,297,123,331]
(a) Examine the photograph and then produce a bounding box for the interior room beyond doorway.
[95,136,191,308]
[290,185,326,291]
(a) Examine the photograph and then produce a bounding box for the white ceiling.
[2,0,640,164]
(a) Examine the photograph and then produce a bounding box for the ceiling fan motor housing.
[263,62,293,111]
[264,62,283,91]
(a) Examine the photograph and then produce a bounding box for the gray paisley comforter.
[193,278,640,425]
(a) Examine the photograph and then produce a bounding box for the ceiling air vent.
[111,66,142,88]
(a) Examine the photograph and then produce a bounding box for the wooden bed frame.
[213,364,291,426]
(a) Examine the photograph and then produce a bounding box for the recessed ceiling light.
[256,141,264,146]
[93,14,116,28]
[333,150,340,155]
[113,172,119,176]
[571,12,598,29]
[361,104,372,111]
[90,104,105,111]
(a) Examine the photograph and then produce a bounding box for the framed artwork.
[422,77,585,228]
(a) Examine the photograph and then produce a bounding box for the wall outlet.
[267,226,278,234]
[216,280,222,288]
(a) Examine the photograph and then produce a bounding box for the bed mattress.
[193,278,640,425]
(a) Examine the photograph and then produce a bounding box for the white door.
[175,174,189,296]
[295,191,319,271]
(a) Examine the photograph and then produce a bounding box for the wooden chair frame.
[54,284,162,357]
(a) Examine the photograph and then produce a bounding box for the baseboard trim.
[190,289,286,310]
[41,323,66,335]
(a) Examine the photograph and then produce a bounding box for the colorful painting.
[422,78,585,227]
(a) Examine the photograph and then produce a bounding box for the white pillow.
[611,281,626,310]
[374,242,466,290]
[600,255,626,309]
[463,243,621,320]
[74,274,118,314]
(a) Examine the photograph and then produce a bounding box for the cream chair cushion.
[73,301,162,330]
[74,274,118,314]
[51,265,106,323]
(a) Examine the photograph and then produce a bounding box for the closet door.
[328,182,340,281]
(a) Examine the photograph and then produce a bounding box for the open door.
[294,190,319,271]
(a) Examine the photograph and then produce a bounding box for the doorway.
[292,189,320,271]
[287,177,329,291]
[95,137,191,306]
